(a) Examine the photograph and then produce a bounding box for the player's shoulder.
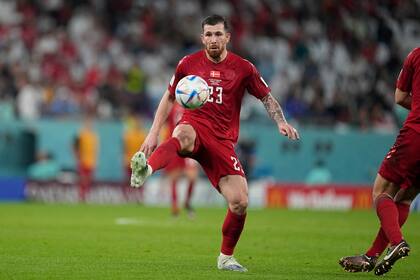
[229,52,252,65]
[178,50,204,65]
[406,47,420,60]
[228,52,255,71]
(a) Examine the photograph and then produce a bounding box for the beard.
[206,45,224,60]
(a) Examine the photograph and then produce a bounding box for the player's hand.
[140,132,159,158]
[278,122,300,140]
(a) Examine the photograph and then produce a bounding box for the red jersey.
[168,50,270,143]
[397,47,420,133]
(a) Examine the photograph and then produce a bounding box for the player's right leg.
[339,174,400,273]
[130,124,196,188]
[373,186,419,276]
[374,240,410,276]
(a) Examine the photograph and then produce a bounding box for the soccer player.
[339,47,420,276]
[73,115,99,202]
[131,15,299,272]
[164,103,198,217]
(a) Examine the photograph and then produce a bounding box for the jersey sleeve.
[396,49,416,93]
[168,56,187,97]
[246,62,271,99]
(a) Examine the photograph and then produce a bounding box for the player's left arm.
[395,48,417,110]
[261,93,300,140]
[395,88,411,110]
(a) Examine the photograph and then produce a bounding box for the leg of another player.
[168,170,181,217]
[79,167,91,203]
[339,174,405,273]
[339,174,419,275]
[372,186,417,275]
[372,174,413,276]
[366,186,416,258]
[217,175,248,272]
[184,164,197,218]
[372,174,402,246]
[392,186,418,235]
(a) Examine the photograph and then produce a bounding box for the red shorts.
[182,120,245,190]
[379,126,420,189]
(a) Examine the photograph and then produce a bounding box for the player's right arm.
[141,56,188,157]
[395,88,411,110]
[141,89,175,157]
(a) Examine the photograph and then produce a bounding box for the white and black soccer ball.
[175,75,209,109]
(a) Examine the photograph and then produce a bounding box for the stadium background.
[1,1,420,279]
[1,0,419,209]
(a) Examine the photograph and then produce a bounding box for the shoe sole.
[218,266,248,272]
[132,152,146,170]
[374,246,410,276]
[130,152,148,187]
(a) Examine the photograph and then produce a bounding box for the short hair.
[201,15,229,31]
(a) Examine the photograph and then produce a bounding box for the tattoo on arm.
[261,93,286,124]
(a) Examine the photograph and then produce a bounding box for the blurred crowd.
[0,0,419,132]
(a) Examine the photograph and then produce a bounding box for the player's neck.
[205,50,228,64]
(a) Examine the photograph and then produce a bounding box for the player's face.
[201,23,230,60]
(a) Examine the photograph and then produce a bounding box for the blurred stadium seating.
[1,0,419,126]
[0,0,419,208]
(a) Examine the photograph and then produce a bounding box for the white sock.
[219,253,232,258]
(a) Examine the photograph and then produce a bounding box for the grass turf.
[0,203,419,279]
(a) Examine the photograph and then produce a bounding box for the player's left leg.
[217,175,248,272]
[365,188,412,259]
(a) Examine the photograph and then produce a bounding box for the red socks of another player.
[171,179,179,216]
[148,137,181,172]
[184,180,195,208]
[221,208,247,255]
[366,195,407,257]
[376,195,402,245]
[366,202,410,257]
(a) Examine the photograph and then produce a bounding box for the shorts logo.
[210,71,221,78]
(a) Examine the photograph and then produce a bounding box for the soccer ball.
[175,75,209,109]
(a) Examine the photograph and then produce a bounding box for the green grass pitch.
[0,203,419,279]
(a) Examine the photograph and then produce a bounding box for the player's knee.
[229,198,248,215]
[174,132,194,153]
[372,174,399,202]
[372,189,382,202]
